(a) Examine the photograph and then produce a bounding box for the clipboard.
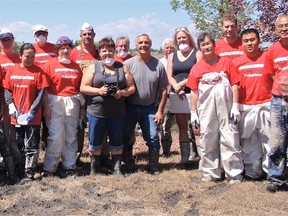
[169,93,191,113]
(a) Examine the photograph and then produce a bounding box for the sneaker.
[266,183,288,193]
[41,171,53,177]
[266,183,278,193]
[229,179,242,184]
[20,175,34,185]
[201,176,221,182]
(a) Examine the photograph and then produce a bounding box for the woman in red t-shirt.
[3,43,49,183]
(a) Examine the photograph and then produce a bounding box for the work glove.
[230,103,240,124]
[8,103,19,119]
[26,112,35,122]
[190,110,200,127]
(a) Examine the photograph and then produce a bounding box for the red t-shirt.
[0,53,21,76]
[233,52,272,105]
[264,41,288,96]
[114,53,133,63]
[70,45,100,64]
[33,42,57,68]
[3,64,49,125]
[186,56,240,90]
[44,58,82,96]
[215,38,244,60]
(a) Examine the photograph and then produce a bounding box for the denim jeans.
[87,113,124,151]
[123,103,160,150]
[268,96,288,185]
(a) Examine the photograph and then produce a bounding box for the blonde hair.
[173,27,197,50]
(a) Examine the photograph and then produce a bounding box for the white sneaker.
[229,179,241,184]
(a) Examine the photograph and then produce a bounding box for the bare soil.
[0,125,288,216]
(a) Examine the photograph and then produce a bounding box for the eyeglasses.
[276,23,288,29]
[175,27,189,32]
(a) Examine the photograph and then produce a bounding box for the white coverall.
[197,72,244,180]
[239,102,270,178]
[43,94,82,172]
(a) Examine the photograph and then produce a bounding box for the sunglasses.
[175,27,189,32]
[1,37,13,42]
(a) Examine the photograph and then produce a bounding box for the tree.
[170,0,252,39]
[253,0,288,43]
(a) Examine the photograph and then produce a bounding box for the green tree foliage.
[13,41,25,54]
[170,0,252,39]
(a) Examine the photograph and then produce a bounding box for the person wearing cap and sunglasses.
[0,28,21,182]
[42,36,84,177]
[3,43,49,183]
[166,27,202,168]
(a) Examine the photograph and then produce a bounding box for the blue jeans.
[123,103,160,150]
[87,113,124,151]
[268,96,288,185]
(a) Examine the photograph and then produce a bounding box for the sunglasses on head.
[175,27,189,32]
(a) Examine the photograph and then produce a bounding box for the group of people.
[0,13,287,193]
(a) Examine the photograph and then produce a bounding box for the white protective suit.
[239,102,270,178]
[43,93,84,172]
[197,72,244,180]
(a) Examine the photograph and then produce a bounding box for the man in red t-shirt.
[186,31,243,183]
[70,22,100,65]
[70,22,101,167]
[233,28,273,180]
[0,28,21,182]
[215,14,244,60]
[33,24,57,67]
[264,14,288,193]
[33,24,57,150]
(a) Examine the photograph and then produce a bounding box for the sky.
[0,0,196,49]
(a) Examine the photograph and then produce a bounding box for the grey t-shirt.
[87,61,126,118]
[124,56,168,106]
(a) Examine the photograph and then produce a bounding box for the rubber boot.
[161,140,172,158]
[189,141,200,162]
[111,154,122,175]
[4,155,17,184]
[90,155,100,176]
[122,143,135,165]
[148,148,160,175]
[179,141,190,166]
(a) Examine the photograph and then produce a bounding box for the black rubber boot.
[179,141,190,165]
[111,154,122,175]
[90,155,100,176]
[4,155,17,184]
[148,148,160,175]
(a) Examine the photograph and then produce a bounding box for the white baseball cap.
[81,22,93,31]
[34,24,48,34]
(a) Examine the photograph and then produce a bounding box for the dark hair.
[98,37,115,50]
[197,31,215,48]
[19,43,36,56]
[240,28,260,40]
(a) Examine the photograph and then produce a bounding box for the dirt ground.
[0,124,288,216]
